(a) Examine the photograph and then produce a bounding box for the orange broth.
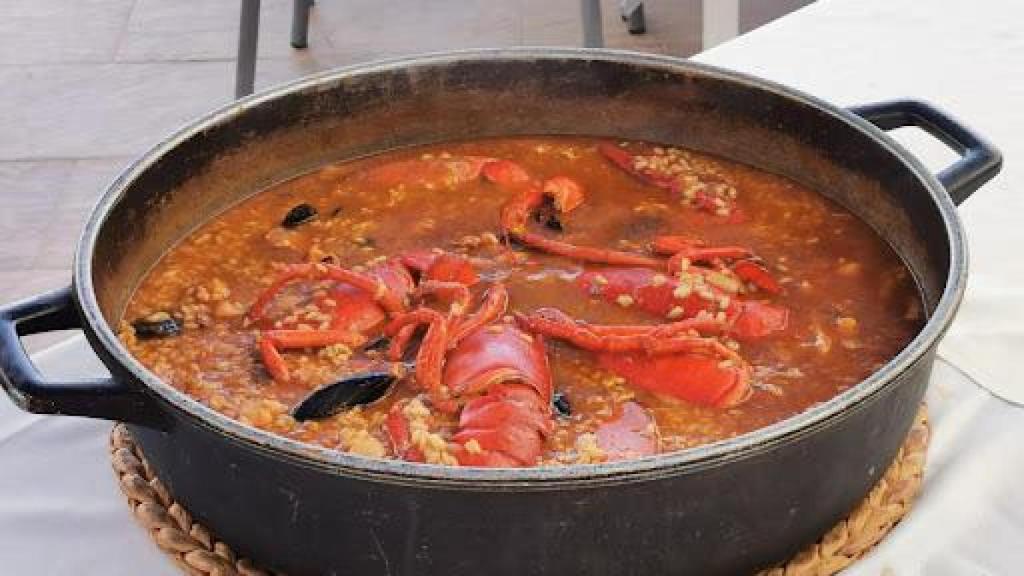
[121,137,922,466]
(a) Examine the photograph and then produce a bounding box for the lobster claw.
[577,267,683,317]
[517,307,754,410]
[733,260,781,294]
[576,266,788,341]
[598,352,751,408]
[731,301,789,340]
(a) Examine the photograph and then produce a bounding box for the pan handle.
[0,286,162,427]
[848,99,1002,205]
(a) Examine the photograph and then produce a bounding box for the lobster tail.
[444,325,554,467]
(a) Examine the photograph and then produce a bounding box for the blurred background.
[0,0,813,347]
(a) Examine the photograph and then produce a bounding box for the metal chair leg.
[236,0,261,98]
[291,0,312,49]
[580,0,604,48]
[620,0,645,34]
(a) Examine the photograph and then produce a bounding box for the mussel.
[552,391,571,417]
[541,213,564,232]
[282,203,318,228]
[534,197,564,232]
[362,335,391,353]
[291,363,408,421]
[132,314,182,339]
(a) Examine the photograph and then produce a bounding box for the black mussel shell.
[533,197,564,232]
[282,203,318,228]
[362,336,391,353]
[542,213,563,232]
[504,233,526,248]
[291,371,397,421]
[132,316,182,339]
[552,391,571,417]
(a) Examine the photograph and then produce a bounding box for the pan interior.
[82,51,955,478]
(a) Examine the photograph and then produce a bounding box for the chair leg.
[291,0,312,49]
[621,1,645,34]
[580,0,604,48]
[236,0,261,98]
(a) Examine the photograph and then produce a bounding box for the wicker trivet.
[110,408,928,576]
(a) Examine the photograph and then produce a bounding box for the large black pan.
[0,50,1001,575]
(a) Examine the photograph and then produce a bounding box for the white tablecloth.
[4,0,1024,573]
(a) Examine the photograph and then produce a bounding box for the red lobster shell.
[576,267,788,341]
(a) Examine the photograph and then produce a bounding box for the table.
[5,0,1024,573]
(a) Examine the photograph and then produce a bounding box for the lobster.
[517,307,751,408]
[575,262,788,342]
[250,147,792,466]
[249,151,550,382]
[251,155,557,467]
[383,283,555,467]
[488,156,787,338]
[247,250,478,383]
[486,157,788,409]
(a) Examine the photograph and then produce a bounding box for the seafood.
[252,154,783,460]
[121,138,922,467]
[382,284,555,467]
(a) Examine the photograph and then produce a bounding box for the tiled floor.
[0,0,809,349]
